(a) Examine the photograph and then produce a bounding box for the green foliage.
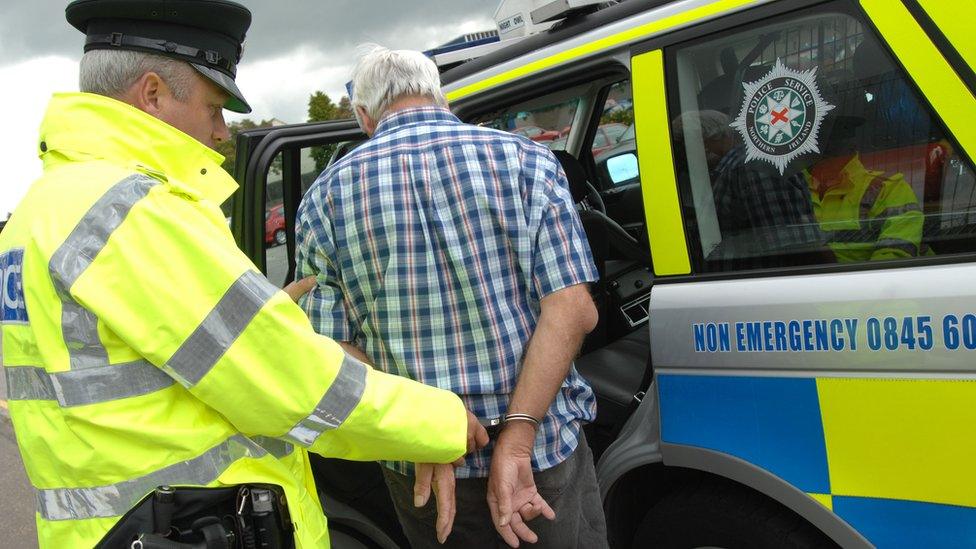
[307,91,354,173]
[600,109,635,127]
[216,118,278,176]
[216,118,279,219]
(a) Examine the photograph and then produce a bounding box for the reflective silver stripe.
[877,238,919,257]
[59,300,108,368]
[878,203,921,218]
[284,354,368,447]
[164,271,278,387]
[824,228,880,245]
[250,436,295,459]
[36,434,266,521]
[5,366,55,401]
[858,176,885,221]
[49,174,159,369]
[49,174,159,289]
[5,361,173,407]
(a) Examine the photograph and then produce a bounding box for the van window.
[594,80,637,187]
[667,8,976,272]
[264,147,323,288]
[591,80,646,241]
[265,151,288,287]
[474,95,581,152]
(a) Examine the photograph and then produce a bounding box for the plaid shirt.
[709,145,825,264]
[296,106,598,478]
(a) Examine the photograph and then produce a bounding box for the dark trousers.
[381,433,609,549]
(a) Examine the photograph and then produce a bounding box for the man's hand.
[283,275,317,302]
[414,463,456,544]
[487,423,555,547]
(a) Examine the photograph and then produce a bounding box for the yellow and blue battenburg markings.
[658,374,976,548]
[0,248,28,324]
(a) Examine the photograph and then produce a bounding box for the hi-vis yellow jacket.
[0,92,468,548]
[806,154,924,263]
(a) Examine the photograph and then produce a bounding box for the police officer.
[0,1,485,547]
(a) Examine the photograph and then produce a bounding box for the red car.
[265,204,286,246]
[511,125,560,142]
[591,123,630,156]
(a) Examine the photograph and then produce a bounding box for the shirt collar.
[373,105,461,135]
[38,92,236,204]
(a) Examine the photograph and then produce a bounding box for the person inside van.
[673,110,828,269]
[800,49,926,264]
[802,115,925,263]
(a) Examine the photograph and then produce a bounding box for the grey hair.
[672,110,732,142]
[350,43,447,123]
[79,49,195,102]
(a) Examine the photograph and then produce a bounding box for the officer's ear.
[125,71,169,116]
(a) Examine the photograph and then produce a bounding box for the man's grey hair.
[79,49,195,102]
[672,110,732,142]
[350,43,448,123]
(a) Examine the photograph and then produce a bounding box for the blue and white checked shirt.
[296,106,598,478]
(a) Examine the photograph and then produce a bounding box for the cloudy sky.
[0,1,495,215]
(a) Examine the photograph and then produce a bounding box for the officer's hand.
[414,462,456,544]
[453,409,489,466]
[283,276,317,302]
[464,409,490,458]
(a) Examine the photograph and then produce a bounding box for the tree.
[216,118,278,176]
[216,118,278,218]
[307,92,355,173]
[338,95,352,117]
[308,91,337,121]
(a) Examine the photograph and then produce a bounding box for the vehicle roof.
[441,0,774,101]
[441,0,673,87]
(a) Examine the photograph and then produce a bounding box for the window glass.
[588,80,646,240]
[668,7,976,272]
[594,81,637,188]
[474,83,644,240]
[263,146,324,286]
[264,151,288,288]
[474,95,580,152]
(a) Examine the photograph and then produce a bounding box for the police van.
[230,0,976,547]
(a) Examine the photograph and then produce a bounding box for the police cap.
[65,0,253,113]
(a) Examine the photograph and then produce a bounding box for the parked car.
[595,123,638,186]
[591,122,630,156]
[511,124,560,142]
[264,203,286,246]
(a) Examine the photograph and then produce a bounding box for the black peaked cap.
[66,0,253,113]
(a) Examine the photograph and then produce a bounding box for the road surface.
[0,404,38,547]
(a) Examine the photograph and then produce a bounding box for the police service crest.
[730,59,834,174]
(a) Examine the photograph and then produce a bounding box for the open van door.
[229,120,407,549]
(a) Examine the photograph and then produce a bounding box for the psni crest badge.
[730,59,834,175]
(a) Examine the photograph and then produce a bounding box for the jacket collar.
[373,105,461,136]
[38,92,236,204]
[806,154,879,199]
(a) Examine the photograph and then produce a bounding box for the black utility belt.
[95,484,294,549]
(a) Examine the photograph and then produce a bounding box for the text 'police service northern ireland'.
[692,316,976,353]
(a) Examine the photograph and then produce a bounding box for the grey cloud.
[0,3,77,61]
[0,1,493,63]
